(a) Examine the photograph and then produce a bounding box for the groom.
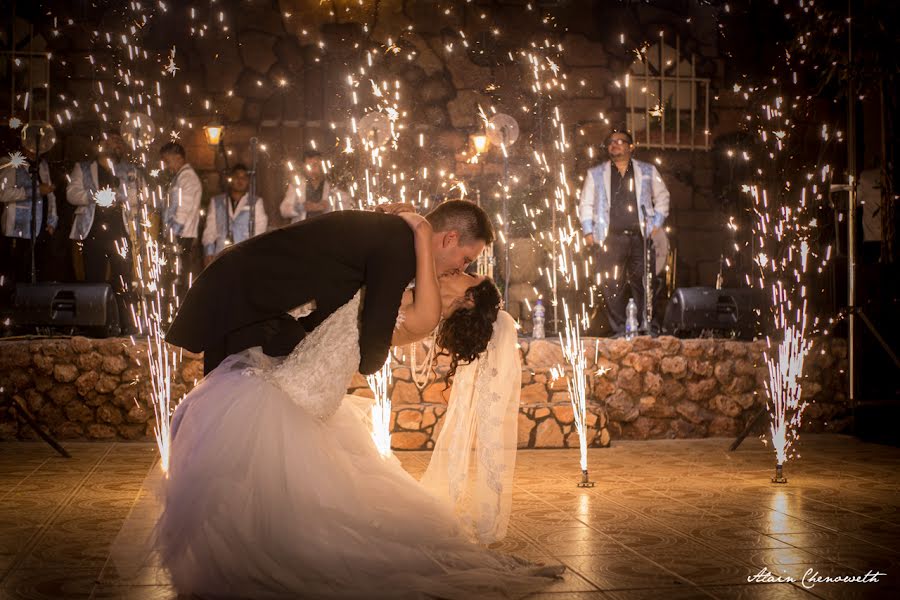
[166,200,493,375]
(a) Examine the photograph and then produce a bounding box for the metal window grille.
[626,34,710,151]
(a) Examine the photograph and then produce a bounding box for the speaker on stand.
[9,282,121,337]
[663,287,764,340]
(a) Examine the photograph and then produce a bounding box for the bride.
[153,213,562,598]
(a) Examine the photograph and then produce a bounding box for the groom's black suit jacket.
[165,211,415,375]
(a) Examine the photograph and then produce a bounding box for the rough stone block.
[87,423,117,440]
[126,404,149,424]
[686,378,717,401]
[638,396,676,419]
[76,352,103,371]
[117,423,146,441]
[97,404,123,425]
[391,381,420,405]
[96,375,119,394]
[615,368,641,396]
[48,384,77,406]
[535,419,563,448]
[660,356,688,378]
[96,339,126,356]
[75,371,99,397]
[53,364,79,383]
[422,383,450,405]
[660,380,686,403]
[64,402,93,424]
[396,409,423,430]
[70,336,93,354]
[391,431,428,450]
[32,353,54,375]
[713,362,734,386]
[606,390,639,423]
[101,355,128,375]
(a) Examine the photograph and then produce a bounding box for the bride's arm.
[392,214,441,346]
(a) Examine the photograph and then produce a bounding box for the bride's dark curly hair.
[436,279,502,384]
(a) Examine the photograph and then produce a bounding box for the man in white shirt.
[279,150,345,223]
[66,131,138,331]
[160,142,203,294]
[202,164,268,266]
[579,130,670,335]
[0,144,57,287]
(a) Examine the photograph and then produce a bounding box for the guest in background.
[160,142,203,294]
[66,131,138,332]
[579,130,670,335]
[0,143,57,290]
[202,164,267,266]
[279,150,346,223]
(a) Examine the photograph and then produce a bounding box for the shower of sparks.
[367,356,393,457]
[94,186,117,208]
[765,312,812,466]
[3,152,27,170]
[734,1,842,470]
[556,302,593,474]
[37,0,236,472]
[163,47,179,76]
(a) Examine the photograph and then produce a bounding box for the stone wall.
[3,1,747,298]
[0,335,849,448]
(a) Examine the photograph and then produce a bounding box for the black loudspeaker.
[11,283,120,337]
[663,287,764,339]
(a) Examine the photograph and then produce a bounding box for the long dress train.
[152,292,560,599]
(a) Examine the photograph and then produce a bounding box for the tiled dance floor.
[0,436,898,599]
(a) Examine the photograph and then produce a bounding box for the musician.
[579,130,670,335]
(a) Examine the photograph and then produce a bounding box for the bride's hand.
[377,202,417,215]
[398,212,432,237]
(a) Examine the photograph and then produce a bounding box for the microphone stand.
[640,206,655,336]
[248,137,259,239]
[28,129,43,284]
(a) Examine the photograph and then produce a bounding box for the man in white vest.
[66,131,138,331]
[160,141,203,294]
[279,150,346,223]
[579,130,670,335]
[0,144,57,288]
[202,164,268,266]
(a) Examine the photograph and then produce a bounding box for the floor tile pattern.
[1,435,898,599]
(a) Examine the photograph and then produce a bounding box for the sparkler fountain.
[558,302,595,488]
[367,356,393,458]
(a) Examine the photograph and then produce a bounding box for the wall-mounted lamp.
[203,121,225,146]
[471,133,489,155]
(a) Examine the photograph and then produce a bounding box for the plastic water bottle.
[532,299,545,339]
[625,298,639,340]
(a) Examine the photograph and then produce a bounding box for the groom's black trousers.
[202,315,307,375]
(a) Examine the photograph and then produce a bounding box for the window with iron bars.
[626,34,710,151]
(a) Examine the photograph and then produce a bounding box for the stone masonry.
[1,335,849,450]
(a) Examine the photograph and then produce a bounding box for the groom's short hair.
[426,200,494,245]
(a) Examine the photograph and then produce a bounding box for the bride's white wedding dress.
[150,291,560,599]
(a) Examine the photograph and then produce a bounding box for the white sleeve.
[579,170,596,235]
[66,163,91,206]
[173,170,203,229]
[279,183,303,219]
[201,199,217,251]
[254,198,268,235]
[650,165,670,222]
[0,166,26,203]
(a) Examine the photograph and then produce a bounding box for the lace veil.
[420,310,521,544]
